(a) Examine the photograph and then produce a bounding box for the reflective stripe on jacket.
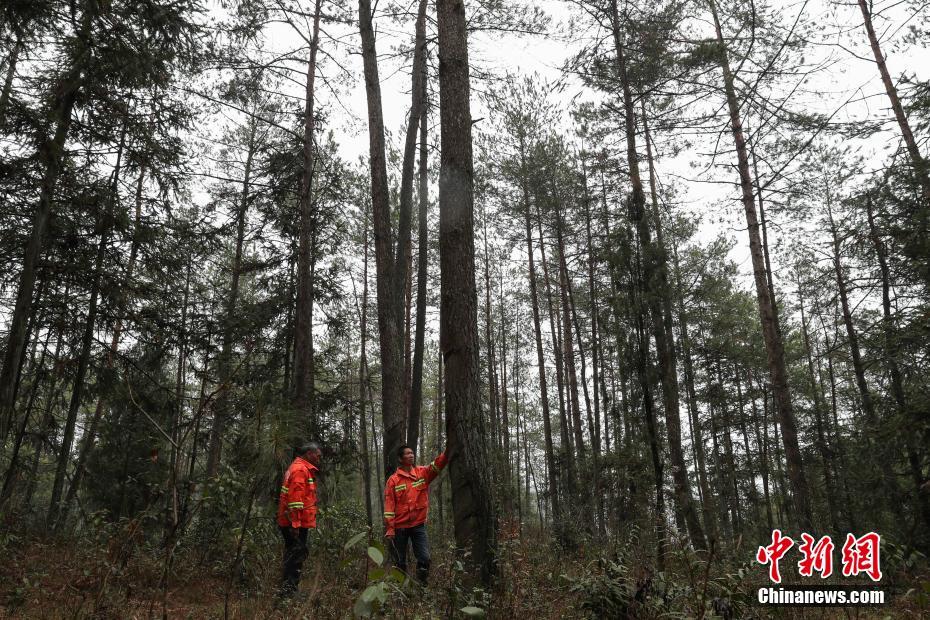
[277,456,318,528]
[383,452,447,536]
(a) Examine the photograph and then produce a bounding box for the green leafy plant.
[346,532,407,618]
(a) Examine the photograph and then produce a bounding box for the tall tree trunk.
[520,133,560,527]
[0,301,53,508]
[554,209,585,462]
[165,256,192,541]
[856,0,930,203]
[498,274,512,489]
[360,0,416,479]
[579,151,605,536]
[403,245,414,431]
[825,200,875,423]
[293,0,323,427]
[283,250,295,397]
[0,5,92,442]
[359,204,373,529]
[62,165,146,516]
[815,324,857,530]
[705,375,732,538]
[642,102,707,550]
[8,279,46,434]
[482,211,502,463]
[714,359,742,535]
[796,273,840,532]
[437,0,496,582]
[512,350,523,525]
[537,204,576,503]
[49,207,113,526]
[434,348,444,534]
[632,275,667,566]
[0,31,22,124]
[50,116,130,525]
[609,0,705,550]
[399,0,428,450]
[22,293,71,511]
[733,364,761,532]
[408,29,429,450]
[206,119,257,478]
[865,195,930,530]
[707,0,812,530]
[671,239,718,544]
[746,370,774,531]
[565,245,603,530]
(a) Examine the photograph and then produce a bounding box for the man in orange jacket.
[277,442,322,597]
[384,444,447,584]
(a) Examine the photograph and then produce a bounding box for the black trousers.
[389,523,431,583]
[279,526,309,596]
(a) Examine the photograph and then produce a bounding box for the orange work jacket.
[383,452,447,536]
[277,456,318,528]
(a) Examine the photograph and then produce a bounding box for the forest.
[0,0,928,617]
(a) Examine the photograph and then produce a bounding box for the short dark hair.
[397,444,414,460]
[297,441,321,457]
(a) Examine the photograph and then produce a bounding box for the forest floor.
[0,524,580,619]
[1,524,927,619]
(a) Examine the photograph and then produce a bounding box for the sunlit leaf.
[460,606,485,617]
[344,531,367,551]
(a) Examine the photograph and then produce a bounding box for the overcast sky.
[219,0,929,305]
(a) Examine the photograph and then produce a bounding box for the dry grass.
[1,524,925,619]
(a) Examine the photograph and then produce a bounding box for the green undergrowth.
[1,512,927,619]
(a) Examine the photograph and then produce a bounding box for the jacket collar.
[395,465,419,480]
[296,456,318,472]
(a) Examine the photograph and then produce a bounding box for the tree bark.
[856,0,930,203]
[671,239,718,544]
[707,0,812,530]
[498,275,512,489]
[714,360,742,535]
[733,364,761,532]
[825,200,875,424]
[520,132,561,527]
[359,0,414,479]
[482,211,502,461]
[0,31,22,124]
[641,102,707,550]
[359,203,373,529]
[632,274,667,565]
[554,206,585,462]
[0,4,92,442]
[796,277,840,532]
[49,199,114,526]
[609,0,706,550]
[22,300,70,512]
[293,0,323,427]
[746,370,774,531]
[437,0,496,582]
[865,195,930,530]
[408,25,430,450]
[206,119,257,478]
[62,165,146,517]
[579,151,605,536]
[536,203,576,502]
[0,295,52,508]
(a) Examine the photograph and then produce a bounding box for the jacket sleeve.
[383,479,396,536]
[284,469,306,525]
[424,452,448,485]
[304,470,317,511]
